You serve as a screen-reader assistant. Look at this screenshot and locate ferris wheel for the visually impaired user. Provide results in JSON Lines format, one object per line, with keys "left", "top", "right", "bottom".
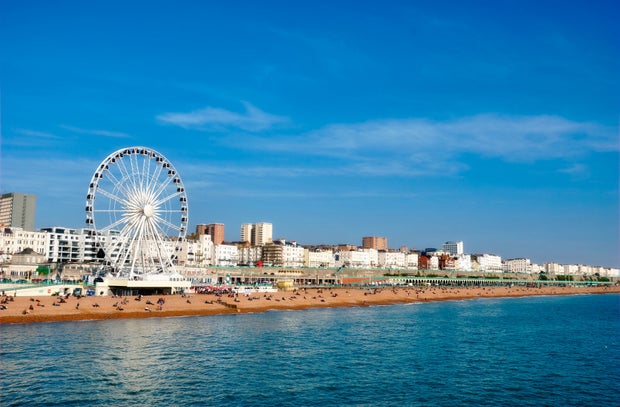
{"left": 85, "top": 146, "right": 188, "bottom": 279}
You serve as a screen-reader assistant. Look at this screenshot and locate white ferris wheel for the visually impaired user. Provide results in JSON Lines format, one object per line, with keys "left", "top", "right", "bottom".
{"left": 85, "top": 146, "right": 188, "bottom": 279}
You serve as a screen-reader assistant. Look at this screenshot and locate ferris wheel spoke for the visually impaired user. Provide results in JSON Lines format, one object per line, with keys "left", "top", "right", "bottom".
{"left": 136, "top": 158, "right": 147, "bottom": 192}
{"left": 115, "top": 156, "right": 131, "bottom": 182}
{"left": 154, "top": 191, "right": 182, "bottom": 207}
{"left": 144, "top": 220, "right": 164, "bottom": 267}
{"left": 97, "top": 187, "right": 131, "bottom": 206}
{"left": 98, "top": 216, "right": 129, "bottom": 233}
{"left": 150, "top": 220, "right": 174, "bottom": 267}
{"left": 129, "top": 219, "right": 147, "bottom": 275}
{"left": 151, "top": 174, "right": 175, "bottom": 202}
{"left": 142, "top": 153, "right": 155, "bottom": 192}
{"left": 112, "top": 240, "right": 130, "bottom": 265}
{"left": 152, "top": 215, "right": 181, "bottom": 233}
{"left": 102, "top": 169, "right": 133, "bottom": 198}
{"left": 117, "top": 156, "right": 139, "bottom": 193}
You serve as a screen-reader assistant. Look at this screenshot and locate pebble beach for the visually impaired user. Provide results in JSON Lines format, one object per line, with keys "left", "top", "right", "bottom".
{"left": 1, "top": 284, "right": 618, "bottom": 324}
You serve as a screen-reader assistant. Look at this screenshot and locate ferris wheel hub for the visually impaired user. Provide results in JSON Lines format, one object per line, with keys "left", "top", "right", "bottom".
{"left": 143, "top": 204, "right": 155, "bottom": 218}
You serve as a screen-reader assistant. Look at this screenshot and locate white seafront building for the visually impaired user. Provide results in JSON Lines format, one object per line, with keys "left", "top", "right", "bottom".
{"left": 456, "top": 254, "right": 472, "bottom": 271}
{"left": 406, "top": 253, "right": 419, "bottom": 269}
{"left": 238, "top": 246, "right": 263, "bottom": 266}
{"left": 305, "top": 249, "right": 336, "bottom": 268}
{"left": 377, "top": 251, "right": 406, "bottom": 268}
{"left": 214, "top": 244, "right": 239, "bottom": 266}
{"left": 443, "top": 241, "right": 464, "bottom": 256}
{"left": 0, "top": 227, "right": 47, "bottom": 263}
{"left": 0, "top": 223, "right": 618, "bottom": 281}
{"left": 336, "top": 248, "right": 378, "bottom": 269}
{"left": 474, "top": 254, "right": 503, "bottom": 273}
{"left": 503, "top": 258, "right": 532, "bottom": 274}
{"left": 282, "top": 243, "right": 305, "bottom": 267}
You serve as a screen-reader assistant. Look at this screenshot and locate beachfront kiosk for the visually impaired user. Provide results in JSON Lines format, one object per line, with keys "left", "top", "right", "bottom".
{"left": 95, "top": 273, "right": 191, "bottom": 296}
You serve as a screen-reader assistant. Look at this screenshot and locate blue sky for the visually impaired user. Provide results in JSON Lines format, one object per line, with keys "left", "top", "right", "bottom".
{"left": 1, "top": 0, "right": 618, "bottom": 267}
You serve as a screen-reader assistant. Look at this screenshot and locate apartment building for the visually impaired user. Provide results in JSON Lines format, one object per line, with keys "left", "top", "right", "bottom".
{"left": 0, "top": 227, "right": 48, "bottom": 263}
{"left": 240, "top": 222, "right": 273, "bottom": 246}
{"left": 0, "top": 192, "right": 36, "bottom": 231}
{"left": 442, "top": 241, "right": 464, "bottom": 256}
{"left": 362, "top": 236, "right": 388, "bottom": 251}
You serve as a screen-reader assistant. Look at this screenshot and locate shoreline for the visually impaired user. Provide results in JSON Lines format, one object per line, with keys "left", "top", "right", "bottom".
{"left": 1, "top": 285, "right": 618, "bottom": 324}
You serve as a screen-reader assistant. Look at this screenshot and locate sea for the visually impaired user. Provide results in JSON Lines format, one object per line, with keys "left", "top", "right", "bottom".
{"left": 1, "top": 293, "right": 619, "bottom": 406}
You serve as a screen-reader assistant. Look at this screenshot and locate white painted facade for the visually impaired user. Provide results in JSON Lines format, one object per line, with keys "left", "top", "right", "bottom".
{"left": 563, "top": 264, "right": 579, "bottom": 276}
{"left": 475, "top": 254, "right": 503, "bottom": 272}
{"left": 406, "top": 253, "right": 419, "bottom": 269}
{"left": 455, "top": 254, "right": 472, "bottom": 271}
{"left": 305, "top": 250, "right": 335, "bottom": 268}
{"left": 504, "top": 258, "right": 532, "bottom": 274}
{"left": 377, "top": 251, "right": 406, "bottom": 268}
{"left": 544, "top": 262, "right": 563, "bottom": 275}
{"left": 214, "top": 244, "right": 239, "bottom": 266}
{"left": 282, "top": 245, "right": 305, "bottom": 267}
{"left": 238, "top": 246, "right": 262, "bottom": 266}
{"left": 429, "top": 255, "right": 439, "bottom": 270}
{"left": 0, "top": 227, "right": 47, "bottom": 263}
{"left": 337, "top": 249, "right": 376, "bottom": 268}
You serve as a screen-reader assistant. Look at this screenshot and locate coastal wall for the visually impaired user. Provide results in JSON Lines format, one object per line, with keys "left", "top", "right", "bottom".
{"left": 0, "top": 283, "right": 77, "bottom": 297}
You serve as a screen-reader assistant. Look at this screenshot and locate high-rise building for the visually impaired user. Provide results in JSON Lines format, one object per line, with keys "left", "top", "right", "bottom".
{"left": 362, "top": 236, "right": 388, "bottom": 251}
{"left": 0, "top": 193, "right": 36, "bottom": 231}
{"left": 254, "top": 222, "right": 272, "bottom": 246}
{"left": 240, "top": 222, "right": 273, "bottom": 246}
{"left": 443, "top": 241, "right": 464, "bottom": 256}
{"left": 205, "top": 223, "right": 225, "bottom": 245}
{"left": 240, "top": 223, "right": 253, "bottom": 243}
{"left": 195, "top": 224, "right": 208, "bottom": 235}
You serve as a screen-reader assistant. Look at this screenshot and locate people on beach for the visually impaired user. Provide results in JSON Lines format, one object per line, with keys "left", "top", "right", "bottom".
{"left": 0, "top": 285, "right": 618, "bottom": 324}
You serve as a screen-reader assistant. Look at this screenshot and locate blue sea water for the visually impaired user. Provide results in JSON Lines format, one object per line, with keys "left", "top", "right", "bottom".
{"left": 1, "top": 294, "right": 619, "bottom": 406}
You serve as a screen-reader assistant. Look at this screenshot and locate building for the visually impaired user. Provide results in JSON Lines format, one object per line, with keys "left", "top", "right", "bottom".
{"left": 261, "top": 242, "right": 283, "bottom": 266}
{"left": 474, "top": 254, "right": 503, "bottom": 272}
{"left": 238, "top": 245, "right": 263, "bottom": 266}
{"left": 336, "top": 248, "right": 377, "bottom": 269}
{"left": 240, "top": 223, "right": 253, "bottom": 244}
{"left": 254, "top": 222, "right": 272, "bottom": 246}
{"left": 504, "top": 258, "right": 532, "bottom": 274}
{"left": 0, "top": 227, "right": 48, "bottom": 263}
{"left": 195, "top": 224, "right": 208, "bottom": 235}
{"left": 240, "top": 222, "right": 273, "bottom": 246}
{"left": 0, "top": 192, "right": 36, "bottom": 231}
{"left": 282, "top": 243, "right": 305, "bottom": 267}
{"left": 377, "top": 251, "right": 406, "bottom": 268}
{"left": 455, "top": 254, "right": 472, "bottom": 271}
{"left": 205, "top": 223, "right": 225, "bottom": 245}
{"left": 305, "top": 249, "right": 335, "bottom": 268}
{"left": 442, "top": 241, "right": 464, "bottom": 256}
{"left": 406, "top": 253, "right": 419, "bottom": 269}
{"left": 40, "top": 227, "right": 110, "bottom": 265}
{"left": 214, "top": 244, "right": 238, "bottom": 266}
{"left": 362, "top": 236, "right": 388, "bottom": 251}
{"left": 544, "top": 262, "right": 563, "bottom": 275}
{"left": 4, "top": 248, "right": 47, "bottom": 280}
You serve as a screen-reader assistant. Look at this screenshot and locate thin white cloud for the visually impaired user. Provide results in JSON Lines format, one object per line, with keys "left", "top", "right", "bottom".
{"left": 222, "top": 114, "right": 617, "bottom": 175}
{"left": 558, "top": 163, "right": 589, "bottom": 176}
{"left": 60, "top": 125, "right": 129, "bottom": 138}
{"left": 303, "top": 114, "right": 617, "bottom": 159}
{"left": 15, "top": 128, "right": 60, "bottom": 139}
{"left": 156, "top": 102, "right": 287, "bottom": 132}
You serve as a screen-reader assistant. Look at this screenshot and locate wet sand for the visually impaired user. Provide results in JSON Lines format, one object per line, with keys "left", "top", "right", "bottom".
{"left": 1, "top": 285, "right": 618, "bottom": 324}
